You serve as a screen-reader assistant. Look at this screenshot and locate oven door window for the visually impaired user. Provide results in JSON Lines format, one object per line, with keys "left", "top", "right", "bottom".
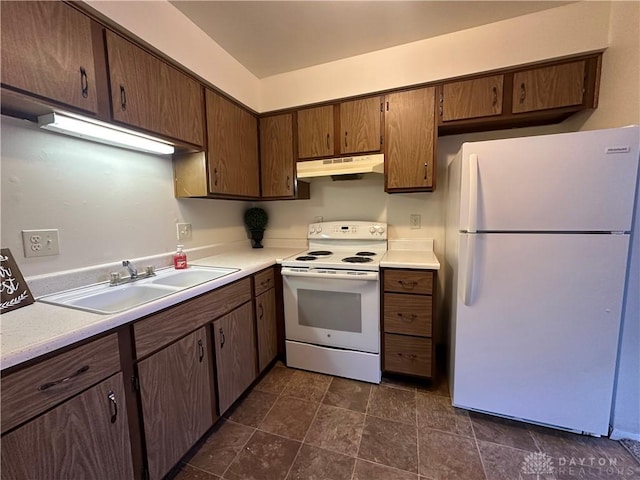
{"left": 298, "top": 289, "right": 361, "bottom": 333}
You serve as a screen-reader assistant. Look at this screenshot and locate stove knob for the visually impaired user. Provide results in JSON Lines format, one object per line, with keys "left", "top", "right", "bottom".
{"left": 377, "top": 225, "right": 385, "bottom": 234}
{"left": 317, "top": 226, "right": 322, "bottom": 233}
{"left": 369, "top": 226, "right": 376, "bottom": 234}
{"left": 310, "top": 226, "right": 316, "bottom": 234}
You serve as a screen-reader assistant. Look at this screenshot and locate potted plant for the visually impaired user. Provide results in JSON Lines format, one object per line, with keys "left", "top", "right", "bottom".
{"left": 244, "top": 207, "right": 268, "bottom": 248}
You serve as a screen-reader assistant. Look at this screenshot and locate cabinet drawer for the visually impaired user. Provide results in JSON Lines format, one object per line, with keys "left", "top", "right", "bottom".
{"left": 254, "top": 268, "right": 275, "bottom": 296}
{"left": 384, "top": 270, "right": 433, "bottom": 295}
{"left": 135, "top": 278, "right": 251, "bottom": 358}
{"left": 384, "top": 334, "right": 432, "bottom": 377}
{"left": 384, "top": 293, "right": 432, "bottom": 337}
{"left": 1, "top": 333, "right": 120, "bottom": 433}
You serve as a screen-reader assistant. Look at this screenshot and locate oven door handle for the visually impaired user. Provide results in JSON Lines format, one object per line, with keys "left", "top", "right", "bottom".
{"left": 281, "top": 268, "right": 378, "bottom": 281}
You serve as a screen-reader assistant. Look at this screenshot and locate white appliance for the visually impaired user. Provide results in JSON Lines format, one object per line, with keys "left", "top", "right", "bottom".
{"left": 445, "top": 126, "right": 640, "bottom": 436}
{"left": 281, "top": 221, "right": 387, "bottom": 383}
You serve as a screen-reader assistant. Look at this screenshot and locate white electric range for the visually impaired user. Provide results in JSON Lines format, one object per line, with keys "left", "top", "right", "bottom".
{"left": 281, "top": 221, "right": 387, "bottom": 383}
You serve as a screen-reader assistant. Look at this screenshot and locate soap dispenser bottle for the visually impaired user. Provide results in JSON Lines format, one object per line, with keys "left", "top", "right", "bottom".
{"left": 173, "top": 245, "right": 187, "bottom": 269}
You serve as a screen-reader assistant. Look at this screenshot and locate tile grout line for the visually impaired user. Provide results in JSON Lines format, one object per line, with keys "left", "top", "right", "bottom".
{"left": 469, "top": 413, "right": 490, "bottom": 480}
{"left": 282, "top": 372, "right": 332, "bottom": 480}
{"left": 221, "top": 365, "right": 295, "bottom": 479}
{"left": 416, "top": 388, "right": 421, "bottom": 478}
{"left": 351, "top": 381, "right": 375, "bottom": 480}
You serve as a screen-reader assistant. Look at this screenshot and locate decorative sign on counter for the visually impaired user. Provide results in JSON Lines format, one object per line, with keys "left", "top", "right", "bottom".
{"left": 1, "top": 248, "right": 35, "bottom": 313}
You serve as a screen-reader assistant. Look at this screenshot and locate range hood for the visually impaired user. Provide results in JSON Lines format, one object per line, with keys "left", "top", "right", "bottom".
{"left": 297, "top": 154, "right": 384, "bottom": 180}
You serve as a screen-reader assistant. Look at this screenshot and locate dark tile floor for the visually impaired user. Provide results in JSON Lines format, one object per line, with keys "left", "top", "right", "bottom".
{"left": 174, "top": 364, "right": 640, "bottom": 480}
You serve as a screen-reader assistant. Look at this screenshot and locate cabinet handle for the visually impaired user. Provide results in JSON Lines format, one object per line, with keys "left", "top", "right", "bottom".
{"left": 398, "top": 353, "right": 417, "bottom": 360}
{"left": 492, "top": 86, "right": 498, "bottom": 106}
{"left": 286, "top": 175, "right": 291, "bottom": 191}
{"left": 219, "top": 328, "right": 225, "bottom": 348}
{"left": 397, "top": 313, "right": 417, "bottom": 322}
{"left": 38, "top": 365, "right": 90, "bottom": 391}
{"left": 213, "top": 168, "right": 219, "bottom": 186}
{"left": 398, "top": 280, "right": 417, "bottom": 290}
{"left": 423, "top": 163, "right": 428, "bottom": 181}
{"left": 259, "top": 303, "right": 264, "bottom": 319}
{"left": 107, "top": 390, "right": 118, "bottom": 424}
{"left": 519, "top": 83, "right": 526, "bottom": 103}
{"left": 344, "top": 131, "right": 348, "bottom": 148}
{"left": 80, "top": 67, "right": 89, "bottom": 99}
{"left": 261, "top": 279, "right": 271, "bottom": 287}
{"left": 120, "top": 84, "right": 127, "bottom": 111}
{"left": 326, "top": 133, "right": 330, "bottom": 151}
{"left": 198, "top": 339, "right": 204, "bottom": 362}
{"left": 439, "top": 93, "right": 443, "bottom": 117}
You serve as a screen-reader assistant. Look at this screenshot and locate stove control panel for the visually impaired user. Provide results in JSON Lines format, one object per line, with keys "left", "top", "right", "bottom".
{"left": 307, "top": 221, "right": 387, "bottom": 239}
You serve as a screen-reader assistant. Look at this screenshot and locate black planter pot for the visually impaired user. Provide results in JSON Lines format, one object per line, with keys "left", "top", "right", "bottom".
{"left": 250, "top": 229, "right": 265, "bottom": 248}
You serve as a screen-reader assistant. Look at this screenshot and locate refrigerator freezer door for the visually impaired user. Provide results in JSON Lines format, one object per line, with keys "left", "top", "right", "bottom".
{"left": 452, "top": 232, "right": 630, "bottom": 435}
{"left": 458, "top": 127, "right": 639, "bottom": 233}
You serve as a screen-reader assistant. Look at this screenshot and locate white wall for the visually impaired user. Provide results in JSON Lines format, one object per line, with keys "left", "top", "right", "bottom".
{"left": 0, "top": 115, "right": 249, "bottom": 278}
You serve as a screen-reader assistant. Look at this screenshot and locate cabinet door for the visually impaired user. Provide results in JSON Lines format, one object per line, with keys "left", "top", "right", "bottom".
{"left": 512, "top": 61, "right": 585, "bottom": 114}
{"left": 297, "top": 105, "right": 334, "bottom": 159}
{"left": 206, "top": 89, "right": 260, "bottom": 197}
{"left": 260, "top": 113, "right": 295, "bottom": 198}
{"left": 105, "top": 31, "right": 204, "bottom": 146}
{"left": 213, "top": 303, "right": 257, "bottom": 413}
{"left": 441, "top": 75, "right": 504, "bottom": 121}
{"left": 340, "top": 96, "right": 382, "bottom": 155}
{"left": 256, "top": 288, "right": 277, "bottom": 372}
{"left": 1, "top": 1, "right": 98, "bottom": 114}
{"left": 385, "top": 87, "right": 436, "bottom": 191}
{"left": 138, "top": 327, "right": 213, "bottom": 480}
{"left": 1, "top": 373, "right": 134, "bottom": 480}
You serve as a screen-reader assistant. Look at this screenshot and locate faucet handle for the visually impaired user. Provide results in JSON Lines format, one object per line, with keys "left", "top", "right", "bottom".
{"left": 145, "top": 265, "right": 155, "bottom": 276}
{"left": 109, "top": 272, "right": 121, "bottom": 286}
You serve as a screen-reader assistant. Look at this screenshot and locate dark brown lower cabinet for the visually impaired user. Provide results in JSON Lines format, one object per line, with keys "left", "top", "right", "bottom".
{"left": 1, "top": 373, "right": 134, "bottom": 480}
{"left": 137, "top": 327, "right": 213, "bottom": 480}
{"left": 256, "top": 287, "right": 278, "bottom": 372}
{"left": 213, "top": 302, "right": 257, "bottom": 413}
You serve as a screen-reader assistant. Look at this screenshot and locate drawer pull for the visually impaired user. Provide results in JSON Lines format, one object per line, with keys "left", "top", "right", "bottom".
{"left": 107, "top": 390, "right": 118, "bottom": 423}
{"left": 398, "top": 280, "right": 418, "bottom": 289}
{"left": 397, "top": 353, "right": 417, "bottom": 360}
{"left": 397, "top": 313, "right": 417, "bottom": 322}
{"left": 38, "top": 365, "right": 90, "bottom": 391}
{"left": 261, "top": 279, "right": 271, "bottom": 287}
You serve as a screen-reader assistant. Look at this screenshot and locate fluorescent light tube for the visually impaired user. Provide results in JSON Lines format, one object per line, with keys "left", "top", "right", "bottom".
{"left": 38, "top": 113, "right": 175, "bottom": 155}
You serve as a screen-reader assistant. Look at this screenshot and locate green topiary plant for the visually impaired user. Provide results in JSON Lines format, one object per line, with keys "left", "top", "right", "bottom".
{"left": 244, "top": 207, "right": 268, "bottom": 248}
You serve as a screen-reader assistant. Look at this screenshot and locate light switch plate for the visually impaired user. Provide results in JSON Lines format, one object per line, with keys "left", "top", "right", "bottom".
{"left": 410, "top": 214, "right": 421, "bottom": 229}
{"left": 22, "top": 229, "right": 60, "bottom": 257}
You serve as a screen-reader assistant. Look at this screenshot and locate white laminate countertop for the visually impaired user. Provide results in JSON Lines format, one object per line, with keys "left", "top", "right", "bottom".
{"left": 380, "top": 239, "right": 441, "bottom": 270}
{"left": 0, "top": 246, "right": 304, "bottom": 371}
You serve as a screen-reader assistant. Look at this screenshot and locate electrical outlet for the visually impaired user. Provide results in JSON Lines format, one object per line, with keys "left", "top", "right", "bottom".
{"left": 410, "top": 214, "right": 421, "bottom": 229}
{"left": 176, "top": 223, "right": 192, "bottom": 241}
{"left": 22, "top": 229, "right": 60, "bottom": 257}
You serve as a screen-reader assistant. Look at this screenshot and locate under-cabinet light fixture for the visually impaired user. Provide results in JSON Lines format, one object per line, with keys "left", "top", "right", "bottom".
{"left": 38, "top": 112, "right": 175, "bottom": 155}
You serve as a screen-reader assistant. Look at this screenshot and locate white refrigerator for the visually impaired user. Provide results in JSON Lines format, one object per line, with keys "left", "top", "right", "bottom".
{"left": 445, "top": 126, "right": 639, "bottom": 436}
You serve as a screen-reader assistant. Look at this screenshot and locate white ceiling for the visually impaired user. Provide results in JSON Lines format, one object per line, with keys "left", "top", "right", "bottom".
{"left": 170, "top": 1, "right": 574, "bottom": 79}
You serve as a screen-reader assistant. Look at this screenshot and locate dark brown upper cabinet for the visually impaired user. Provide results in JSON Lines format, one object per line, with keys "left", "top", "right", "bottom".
{"left": 105, "top": 31, "right": 204, "bottom": 147}
{"left": 512, "top": 60, "right": 586, "bottom": 113}
{"left": 1, "top": 1, "right": 99, "bottom": 115}
{"left": 440, "top": 75, "right": 504, "bottom": 122}
{"left": 206, "top": 89, "right": 260, "bottom": 198}
{"left": 297, "top": 96, "right": 383, "bottom": 160}
{"left": 385, "top": 87, "right": 437, "bottom": 192}
{"left": 260, "top": 113, "right": 296, "bottom": 198}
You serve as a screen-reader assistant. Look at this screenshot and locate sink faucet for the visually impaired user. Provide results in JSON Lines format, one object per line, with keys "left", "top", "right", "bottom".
{"left": 122, "top": 260, "right": 138, "bottom": 279}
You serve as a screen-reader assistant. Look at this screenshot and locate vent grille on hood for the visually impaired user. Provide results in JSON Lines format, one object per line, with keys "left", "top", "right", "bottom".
{"left": 297, "top": 154, "right": 384, "bottom": 179}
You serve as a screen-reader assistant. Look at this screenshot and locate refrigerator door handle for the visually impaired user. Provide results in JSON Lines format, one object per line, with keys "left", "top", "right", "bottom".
{"left": 467, "top": 154, "right": 479, "bottom": 233}
{"left": 462, "top": 235, "right": 476, "bottom": 306}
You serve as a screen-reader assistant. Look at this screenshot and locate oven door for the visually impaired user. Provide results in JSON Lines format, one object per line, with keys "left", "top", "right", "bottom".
{"left": 282, "top": 268, "right": 380, "bottom": 353}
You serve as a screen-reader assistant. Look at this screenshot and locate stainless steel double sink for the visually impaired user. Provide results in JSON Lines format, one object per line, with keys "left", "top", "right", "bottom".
{"left": 38, "top": 266, "right": 239, "bottom": 315}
